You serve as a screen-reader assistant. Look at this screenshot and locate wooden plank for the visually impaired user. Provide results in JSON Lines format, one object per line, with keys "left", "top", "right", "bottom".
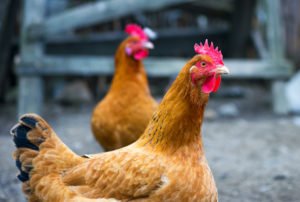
{"left": 271, "top": 80, "right": 289, "bottom": 115}
{"left": 18, "top": 76, "right": 44, "bottom": 117}
{"left": 264, "top": 0, "right": 291, "bottom": 114}
{"left": 18, "top": 0, "right": 45, "bottom": 116}
{"left": 45, "top": 26, "right": 228, "bottom": 57}
{"left": 29, "top": 0, "right": 194, "bottom": 39}
{"left": 251, "top": 29, "right": 269, "bottom": 59}
{"left": 16, "top": 56, "right": 293, "bottom": 79}
{"left": 265, "top": 0, "right": 285, "bottom": 60}
{"left": 192, "top": 0, "right": 233, "bottom": 12}
{"left": 20, "top": 0, "right": 45, "bottom": 62}
{"left": 46, "top": 26, "right": 228, "bottom": 43}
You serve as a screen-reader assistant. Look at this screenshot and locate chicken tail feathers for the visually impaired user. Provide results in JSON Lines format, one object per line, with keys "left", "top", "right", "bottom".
{"left": 11, "top": 114, "right": 46, "bottom": 183}
{"left": 11, "top": 114, "right": 83, "bottom": 189}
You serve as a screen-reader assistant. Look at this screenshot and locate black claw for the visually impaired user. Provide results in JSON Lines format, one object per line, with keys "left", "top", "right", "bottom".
{"left": 20, "top": 116, "right": 37, "bottom": 128}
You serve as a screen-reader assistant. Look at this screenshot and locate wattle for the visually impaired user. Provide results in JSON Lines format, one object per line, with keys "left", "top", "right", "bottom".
{"left": 134, "top": 49, "right": 149, "bottom": 60}
{"left": 201, "top": 74, "right": 221, "bottom": 93}
{"left": 212, "top": 75, "right": 221, "bottom": 92}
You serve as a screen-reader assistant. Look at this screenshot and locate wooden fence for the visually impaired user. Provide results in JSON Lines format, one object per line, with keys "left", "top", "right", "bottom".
{"left": 17, "top": 0, "right": 293, "bottom": 115}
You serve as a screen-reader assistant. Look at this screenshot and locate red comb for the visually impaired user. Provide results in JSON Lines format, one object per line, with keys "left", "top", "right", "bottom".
{"left": 194, "top": 39, "right": 224, "bottom": 65}
{"left": 125, "top": 24, "right": 148, "bottom": 41}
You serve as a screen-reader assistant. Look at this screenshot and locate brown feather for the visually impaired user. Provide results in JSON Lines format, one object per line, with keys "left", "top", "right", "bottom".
{"left": 91, "top": 36, "right": 157, "bottom": 151}
{"left": 62, "top": 54, "right": 217, "bottom": 201}
{"left": 13, "top": 54, "right": 219, "bottom": 201}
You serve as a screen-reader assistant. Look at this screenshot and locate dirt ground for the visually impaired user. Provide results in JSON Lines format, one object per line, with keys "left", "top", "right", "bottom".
{"left": 0, "top": 103, "right": 299, "bottom": 202}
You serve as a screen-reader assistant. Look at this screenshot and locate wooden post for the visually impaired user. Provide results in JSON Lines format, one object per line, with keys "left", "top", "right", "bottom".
{"left": 18, "top": 76, "right": 44, "bottom": 116}
{"left": 46, "top": 0, "right": 69, "bottom": 101}
{"left": 18, "top": 0, "right": 45, "bottom": 116}
{"left": 272, "top": 81, "right": 289, "bottom": 114}
{"left": 265, "top": 0, "right": 289, "bottom": 114}
{"left": 265, "top": 0, "right": 284, "bottom": 61}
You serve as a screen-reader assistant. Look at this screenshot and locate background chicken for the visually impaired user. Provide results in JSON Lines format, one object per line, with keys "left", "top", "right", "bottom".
{"left": 12, "top": 40, "right": 229, "bottom": 201}
{"left": 91, "top": 24, "right": 158, "bottom": 151}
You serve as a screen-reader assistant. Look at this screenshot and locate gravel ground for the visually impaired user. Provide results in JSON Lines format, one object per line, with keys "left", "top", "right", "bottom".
{"left": 0, "top": 103, "right": 299, "bottom": 202}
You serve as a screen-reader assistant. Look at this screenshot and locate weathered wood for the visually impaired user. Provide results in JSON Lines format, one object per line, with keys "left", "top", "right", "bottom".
{"left": 21, "top": 0, "right": 45, "bottom": 62}
{"left": 281, "top": 0, "right": 300, "bottom": 61}
{"left": 251, "top": 29, "right": 269, "bottom": 59}
{"left": 265, "top": 0, "right": 285, "bottom": 60}
{"left": 18, "top": 76, "right": 44, "bottom": 117}
{"left": 29, "top": 0, "right": 195, "bottom": 39}
{"left": 263, "top": 0, "right": 292, "bottom": 115}
{"left": 16, "top": 56, "right": 293, "bottom": 79}
{"left": 46, "top": 26, "right": 228, "bottom": 43}
{"left": 16, "top": 0, "right": 293, "bottom": 118}
{"left": 192, "top": 0, "right": 233, "bottom": 12}
{"left": 271, "top": 80, "right": 289, "bottom": 115}
{"left": 265, "top": 0, "right": 290, "bottom": 115}
{"left": 45, "top": 26, "right": 228, "bottom": 57}
{"left": 18, "top": 0, "right": 45, "bottom": 115}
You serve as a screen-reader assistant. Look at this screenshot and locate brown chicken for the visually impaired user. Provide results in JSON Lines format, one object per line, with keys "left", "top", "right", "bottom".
{"left": 11, "top": 40, "right": 229, "bottom": 202}
{"left": 91, "top": 24, "right": 157, "bottom": 151}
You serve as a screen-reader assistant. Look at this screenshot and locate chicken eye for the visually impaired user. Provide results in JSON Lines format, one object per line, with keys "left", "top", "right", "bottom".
{"left": 200, "top": 62, "right": 206, "bottom": 67}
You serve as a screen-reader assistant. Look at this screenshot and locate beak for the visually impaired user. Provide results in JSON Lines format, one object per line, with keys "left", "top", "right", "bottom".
{"left": 215, "top": 65, "right": 230, "bottom": 75}
{"left": 142, "top": 41, "right": 154, "bottom": 49}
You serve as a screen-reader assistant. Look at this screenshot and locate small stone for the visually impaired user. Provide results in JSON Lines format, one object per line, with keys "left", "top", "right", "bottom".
{"left": 231, "top": 190, "right": 239, "bottom": 196}
{"left": 273, "top": 174, "right": 287, "bottom": 181}
{"left": 219, "top": 173, "right": 229, "bottom": 180}
{"left": 218, "top": 103, "right": 239, "bottom": 117}
{"left": 204, "top": 109, "right": 218, "bottom": 120}
{"left": 278, "top": 146, "right": 289, "bottom": 154}
{"left": 259, "top": 185, "right": 271, "bottom": 193}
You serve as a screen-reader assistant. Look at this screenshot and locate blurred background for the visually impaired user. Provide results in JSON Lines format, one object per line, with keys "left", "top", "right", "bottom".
{"left": 0, "top": 0, "right": 300, "bottom": 201}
